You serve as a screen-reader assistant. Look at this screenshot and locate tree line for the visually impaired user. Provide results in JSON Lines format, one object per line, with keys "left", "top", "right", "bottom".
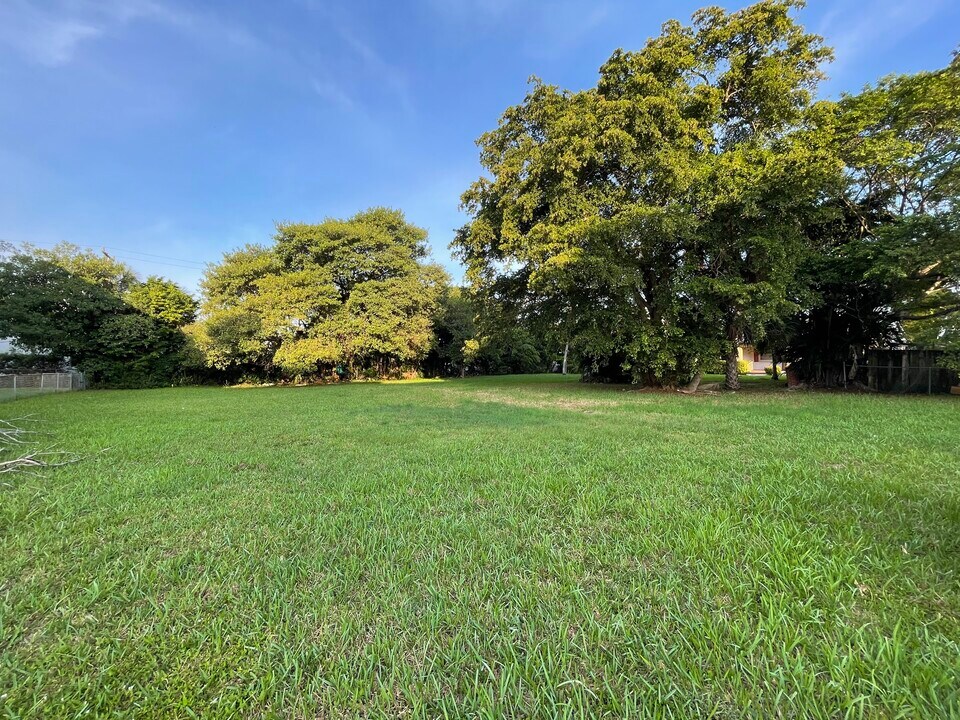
{"left": 1, "top": 0, "right": 957, "bottom": 388}
{"left": 455, "top": 0, "right": 959, "bottom": 390}
{"left": 0, "top": 218, "right": 545, "bottom": 386}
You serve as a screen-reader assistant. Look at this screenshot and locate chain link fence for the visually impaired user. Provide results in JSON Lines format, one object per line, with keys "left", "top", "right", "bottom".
{"left": 845, "top": 350, "right": 957, "bottom": 394}
{"left": 0, "top": 372, "right": 86, "bottom": 401}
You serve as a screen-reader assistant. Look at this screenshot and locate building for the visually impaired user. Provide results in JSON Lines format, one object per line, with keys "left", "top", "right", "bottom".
{"left": 738, "top": 344, "right": 776, "bottom": 374}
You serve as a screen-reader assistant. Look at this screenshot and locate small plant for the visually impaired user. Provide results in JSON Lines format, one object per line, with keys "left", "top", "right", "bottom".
{"left": 737, "top": 359, "right": 752, "bottom": 375}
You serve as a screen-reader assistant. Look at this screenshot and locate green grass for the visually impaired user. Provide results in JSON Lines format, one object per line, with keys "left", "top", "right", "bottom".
{"left": 1, "top": 375, "right": 959, "bottom": 718}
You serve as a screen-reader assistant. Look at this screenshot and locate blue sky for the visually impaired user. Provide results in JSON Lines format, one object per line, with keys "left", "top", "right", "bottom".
{"left": 1, "top": 0, "right": 957, "bottom": 294}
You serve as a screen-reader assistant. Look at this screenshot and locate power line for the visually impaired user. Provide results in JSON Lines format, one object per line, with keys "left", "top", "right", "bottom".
{"left": 2, "top": 238, "right": 210, "bottom": 271}
{"left": 100, "top": 245, "right": 209, "bottom": 268}
{"left": 112, "top": 256, "right": 207, "bottom": 271}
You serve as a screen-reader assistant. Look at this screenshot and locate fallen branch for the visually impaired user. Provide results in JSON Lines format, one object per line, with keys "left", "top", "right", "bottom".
{"left": 0, "top": 415, "right": 40, "bottom": 444}
{"left": 0, "top": 416, "right": 93, "bottom": 481}
{"left": 0, "top": 450, "right": 82, "bottom": 475}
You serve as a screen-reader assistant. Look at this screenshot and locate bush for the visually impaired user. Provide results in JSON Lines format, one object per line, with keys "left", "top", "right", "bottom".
{"left": 0, "top": 352, "right": 62, "bottom": 372}
{"left": 737, "top": 359, "right": 752, "bottom": 375}
{"left": 763, "top": 365, "right": 787, "bottom": 376}
{"left": 939, "top": 351, "right": 960, "bottom": 376}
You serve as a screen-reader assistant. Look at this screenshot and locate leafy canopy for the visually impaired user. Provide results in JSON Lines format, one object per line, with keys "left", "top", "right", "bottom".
{"left": 195, "top": 208, "right": 447, "bottom": 378}
{"left": 455, "top": 0, "right": 835, "bottom": 386}
{"left": 0, "top": 247, "right": 194, "bottom": 386}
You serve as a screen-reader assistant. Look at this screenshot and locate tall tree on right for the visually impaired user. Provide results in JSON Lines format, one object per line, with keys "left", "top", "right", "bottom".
{"left": 671, "top": 1, "right": 837, "bottom": 389}
{"left": 786, "top": 55, "right": 960, "bottom": 384}
{"left": 455, "top": 0, "right": 837, "bottom": 388}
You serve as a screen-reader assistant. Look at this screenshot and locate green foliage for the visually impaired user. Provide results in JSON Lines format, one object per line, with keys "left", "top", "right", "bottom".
{"left": 737, "top": 359, "right": 752, "bottom": 375}
{"left": 0, "top": 248, "right": 191, "bottom": 387}
{"left": 86, "top": 313, "right": 187, "bottom": 387}
{"left": 0, "top": 253, "right": 120, "bottom": 362}
{"left": 28, "top": 242, "right": 138, "bottom": 295}
{"left": 195, "top": 208, "right": 446, "bottom": 380}
{"left": 423, "top": 286, "right": 477, "bottom": 376}
{"left": 126, "top": 276, "right": 198, "bottom": 326}
{"left": 471, "top": 325, "right": 546, "bottom": 376}
{"left": 455, "top": 0, "right": 836, "bottom": 386}
{"left": 0, "top": 351, "right": 60, "bottom": 372}
{"left": 787, "top": 58, "right": 960, "bottom": 383}
{"left": 939, "top": 350, "right": 960, "bottom": 375}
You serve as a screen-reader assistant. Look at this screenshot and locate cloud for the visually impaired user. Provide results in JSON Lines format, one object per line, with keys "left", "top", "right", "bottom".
{"left": 524, "top": 3, "right": 611, "bottom": 58}
{"left": 423, "top": 0, "right": 518, "bottom": 23}
{"left": 336, "top": 27, "right": 415, "bottom": 117}
{"left": 311, "top": 77, "right": 356, "bottom": 112}
{"left": 818, "top": 0, "right": 948, "bottom": 76}
{"left": 0, "top": 0, "right": 257, "bottom": 67}
{"left": 33, "top": 20, "right": 102, "bottom": 66}
{"left": 0, "top": 2, "right": 104, "bottom": 66}
{"left": 422, "top": 0, "right": 611, "bottom": 59}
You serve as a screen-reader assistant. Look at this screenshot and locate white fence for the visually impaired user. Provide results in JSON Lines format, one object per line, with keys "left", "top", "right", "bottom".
{"left": 0, "top": 372, "right": 86, "bottom": 401}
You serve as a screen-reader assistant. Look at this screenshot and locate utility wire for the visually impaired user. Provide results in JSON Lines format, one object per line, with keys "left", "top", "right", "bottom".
{"left": 1, "top": 238, "right": 209, "bottom": 270}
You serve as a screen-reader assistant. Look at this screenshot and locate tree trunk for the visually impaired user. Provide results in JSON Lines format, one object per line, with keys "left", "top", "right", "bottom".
{"left": 683, "top": 371, "right": 703, "bottom": 394}
{"left": 561, "top": 343, "right": 569, "bottom": 375}
{"left": 724, "top": 346, "right": 741, "bottom": 391}
{"left": 771, "top": 351, "right": 779, "bottom": 381}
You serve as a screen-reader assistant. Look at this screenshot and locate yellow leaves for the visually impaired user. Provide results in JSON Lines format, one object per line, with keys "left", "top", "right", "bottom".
{"left": 274, "top": 337, "right": 340, "bottom": 376}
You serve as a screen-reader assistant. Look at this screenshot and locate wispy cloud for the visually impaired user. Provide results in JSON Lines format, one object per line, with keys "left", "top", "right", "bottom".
{"left": 818, "top": 0, "right": 948, "bottom": 78}
{"left": 311, "top": 77, "right": 356, "bottom": 112}
{"left": 0, "top": 0, "right": 406, "bottom": 143}
{"left": 336, "top": 27, "right": 415, "bottom": 117}
{"left": 293, "top": 0, "right": 416, "bottom": 117}
{"left": 0, "top": 1, "right": 104, "bottom": 66}
{"left": 0, "top": 0, "right": 257, "bottom": 67}
{"left": 423, "top": 0, "right": 611, "bottom": 59}
{"left": 424, "top": 0, "right": 519, "bottom": 23}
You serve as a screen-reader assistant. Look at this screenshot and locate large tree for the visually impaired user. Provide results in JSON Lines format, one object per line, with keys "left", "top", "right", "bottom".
{"left": 786, "top": 56, "right": 960, "bottom": 384}
{"left": 0, "top": 246, "right": 195, "bottom": 386}
{"left": 455, "top": 0, "right": 836, "bottom": 388}
{"left": 194, "top": 208, "right": 446, "bottom": 380}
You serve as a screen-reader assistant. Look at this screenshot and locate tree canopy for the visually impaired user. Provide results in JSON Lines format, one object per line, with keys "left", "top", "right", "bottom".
{"left": 785, "top": 56, "right": 960, "bottom": 383}
{"left": 455, "top": 1, "right": 958, "bottom": 388}
{"left": 456, "top": 0, "right": 840, "bottom": 387}
{"left": 2, "top": 2, "right": 957, "bottom": 391}
{"left": 0, "top": 246, "right": 196, "bottom": 386}
{"left": 192, "top": 208, "right": 447, "bottom": 380}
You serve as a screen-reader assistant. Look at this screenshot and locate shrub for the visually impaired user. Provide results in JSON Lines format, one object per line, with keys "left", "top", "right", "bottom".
{"left": 939, "top": 351, "right": 960, "bottom": 376}
{"left": 737, "top": 359, "right": 752, "bottom": 375}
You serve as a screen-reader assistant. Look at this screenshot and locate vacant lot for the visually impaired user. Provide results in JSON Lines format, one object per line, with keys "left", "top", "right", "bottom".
{"left": 1, "top": 376, "right": 958, "bottom": 718}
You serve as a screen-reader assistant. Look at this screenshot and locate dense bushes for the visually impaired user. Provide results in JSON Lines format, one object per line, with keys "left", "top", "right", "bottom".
{"left": 0, "top": 245, "right": 196, "bottom": 387}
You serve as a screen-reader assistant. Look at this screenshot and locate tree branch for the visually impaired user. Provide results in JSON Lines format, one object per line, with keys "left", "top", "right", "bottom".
{"left": 897, "top": 304, "right": 960, "bottom": 322}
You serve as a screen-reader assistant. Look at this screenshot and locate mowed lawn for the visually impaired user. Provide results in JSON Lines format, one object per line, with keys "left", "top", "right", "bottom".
{"left": 1, "top": 376, "right": 959, "bottom": 718}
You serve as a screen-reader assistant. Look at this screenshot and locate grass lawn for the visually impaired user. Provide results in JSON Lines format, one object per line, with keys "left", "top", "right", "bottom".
{"left": 1, "top": 375, "right": 959, "bottom": 718}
